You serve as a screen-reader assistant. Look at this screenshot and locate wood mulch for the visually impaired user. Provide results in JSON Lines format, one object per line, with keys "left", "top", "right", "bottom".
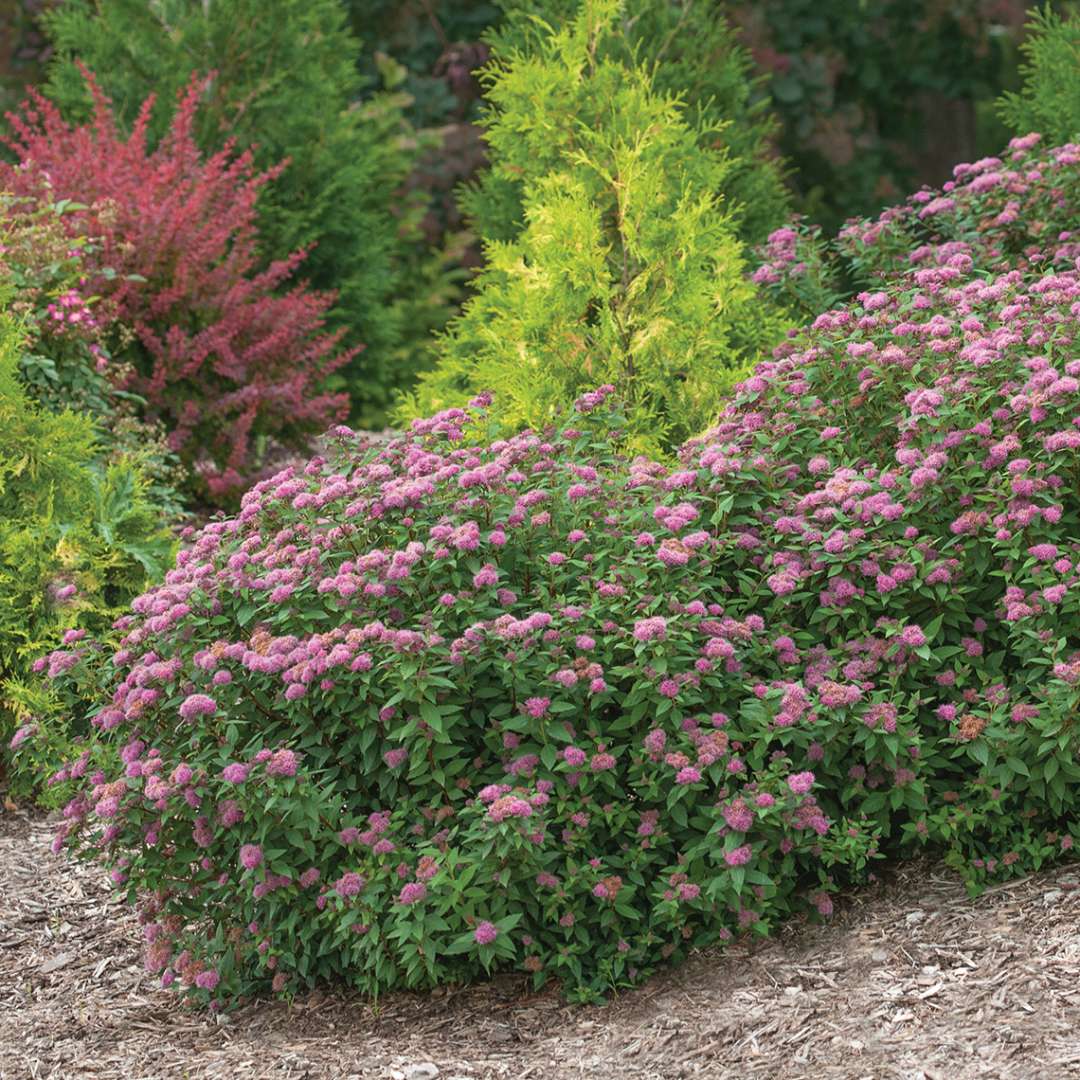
{"left": 2, "top": 807, "right": 1079, "bottom": 1080}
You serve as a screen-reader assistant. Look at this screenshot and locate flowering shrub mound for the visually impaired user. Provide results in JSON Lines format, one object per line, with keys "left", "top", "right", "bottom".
{"left": 754, "top": 135, "right": 1080, "bottom": 325}
{"left": 31, "top": 163, "right": 1080, "bottom": 1003}
{"left": 1, "top": 71, "right": 354, "bottom": 501}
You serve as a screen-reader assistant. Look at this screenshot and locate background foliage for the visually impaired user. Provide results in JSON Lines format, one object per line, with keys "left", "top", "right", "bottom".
{"left": 0, "top": 309, "right": 174, "bottom": 797}
{"left": 400, "top": 0, "right": 784, "bottom": 452}
{"left": 997, "top": 3, "right": 1080, "bottom": 144}
{"left": 728, "top": 0, "right": 1031, "bottom": 231}
{"left": 41, "top": 0, "right": 423, "bottom": 422}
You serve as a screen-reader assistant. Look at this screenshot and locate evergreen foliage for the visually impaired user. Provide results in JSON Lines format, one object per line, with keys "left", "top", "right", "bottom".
{"left": 997, "top": 4, "right": 1080, "bottom": 144}
{"left": 398, "top": 0, "right": 784, "bottom": 455}
{"left": 0, "top": 194, "right": 187, "bottom": 519}
{"left": 0, "top": 311, "right": 174, "bottom": 796}
{"left": 40, "top": 0, "right": 417, "bottom": 421}
{"left": 462, "top": 0, "right": 789, "bottom": 249}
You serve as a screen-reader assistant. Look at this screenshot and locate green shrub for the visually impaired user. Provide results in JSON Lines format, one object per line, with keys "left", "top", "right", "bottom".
{"left": 0, "top": 310, "right": 174, "bottom": 797}
{"left": 463, "top": 0, "right": 789, "bottom": 249}
{"left": 41, "top": 0, "right": 420, "bottom": 423}
{"left": 998, "top": 4, "right": 1080, "bottom": 145}
{"left": 0, "top": 195, "right": 186, "bottom": 517}
{"left": 397, "top": 0, "right": 785, "bottom": 455}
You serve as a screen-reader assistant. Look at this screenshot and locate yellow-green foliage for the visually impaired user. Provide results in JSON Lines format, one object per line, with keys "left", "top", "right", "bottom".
{"left": 466, "top": 0, "right": 790, "bottom": 248}
{"left": 397, "top": 0, "right": 784, "bottom": 454}
{"left": 998, "top": 5, "right": 1080, "bottom": 145}
{"left": 0, "top": 312, "right": 174, "bottom": 797}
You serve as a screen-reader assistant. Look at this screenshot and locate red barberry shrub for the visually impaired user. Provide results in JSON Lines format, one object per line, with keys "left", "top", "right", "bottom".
{"left": 24, "top": 143, "right": 1080, "bottom": 1009}
{"left": 1, "top": 70, "right": 354, "bottom": 501}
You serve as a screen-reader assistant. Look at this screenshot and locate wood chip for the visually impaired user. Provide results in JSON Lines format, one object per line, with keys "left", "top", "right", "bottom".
{"left": 3, "top": 810, "right": 1080, "bottom": 1078}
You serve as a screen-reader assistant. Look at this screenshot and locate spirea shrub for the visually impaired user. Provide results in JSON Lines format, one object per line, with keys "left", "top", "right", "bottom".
{"left": 753, "top": 135, "right": 1080, "bottom": 325}
{"left": 34, "top": 207, "right": 1080, "bottom": 1004}
{"left": 1, "top": 72, "right": 354, "bottom": 502}
{"left": 398, "top": 0, "right": 784, "bottom": 454}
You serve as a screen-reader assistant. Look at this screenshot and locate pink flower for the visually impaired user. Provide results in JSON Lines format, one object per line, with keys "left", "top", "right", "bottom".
{"left": 335, "top": 872, "right": 366, "bottom": 897}
{"left": 474, "top": 921, "right": 498, "bottom": 945}
{"left": 239, "top": 844, "right": 263, "bottom": 870}
{"left": 265, "top": 749, "right": 299, "bottom": 777}
{"left": 397, "top": 882, "right": 427, "bottom": 905}
{"left": 787, "top": 771, "right": 815, "bottom": 796}
{"left": 675, "top": 766, "right": 701, "bottom": 785}
{"left": 221, "top": 763, "right": 249, "bottom": 784}
{"left": 1028, "top": 543, "right": 1059, "bottom": 561}
{"left": 724, "top": 845, "right": 752, "bottom": 867}
{"left": 632, "top": 617, "right": 667, "bottom": 642}
{"left": 488, "top": 795, "right": 533, "bottom": 822}
{"left": 563, "top": 746, "right": 587, "bottom": 767}
{"left": 592, "top": 875, "right": 622, "bottom": 901}
{"left": 473, "top": 564, "right": 498, "bottom": 587}
{"left": 8, "top": 724, "right": 36, "bottom": 749}
{"left": 194, "top": 969, "right": 220, "bottom": 991}
{"left": 643, "top": 729, "right": 666, "bottom": 754}
{"left": 179, "top": 693, "right": 216, "bottom": 721}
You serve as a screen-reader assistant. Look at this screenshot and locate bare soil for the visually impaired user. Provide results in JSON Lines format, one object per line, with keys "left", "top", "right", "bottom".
{"left": 2, "top": 807, "right": 1079, "bottom": 1080}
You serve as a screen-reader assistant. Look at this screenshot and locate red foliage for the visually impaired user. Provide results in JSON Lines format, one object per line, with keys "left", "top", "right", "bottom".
{"left": 1, "top": 69, "right": 355, "bottom": 500}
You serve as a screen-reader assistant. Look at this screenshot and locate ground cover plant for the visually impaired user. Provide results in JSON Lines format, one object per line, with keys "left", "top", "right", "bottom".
{"left": 399, "top": 0, "right": 785, "bottom": 455}
{"left": 1, "top": 72, "right": 355, "bottom": 503}
{"left": 26, "top": 131, "right": 1080, "bottom": 1004}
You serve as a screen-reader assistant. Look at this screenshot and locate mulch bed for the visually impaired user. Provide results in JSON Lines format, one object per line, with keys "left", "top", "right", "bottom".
{"left": 2, "top": 807, "right": 1079, "bottom": 1080}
